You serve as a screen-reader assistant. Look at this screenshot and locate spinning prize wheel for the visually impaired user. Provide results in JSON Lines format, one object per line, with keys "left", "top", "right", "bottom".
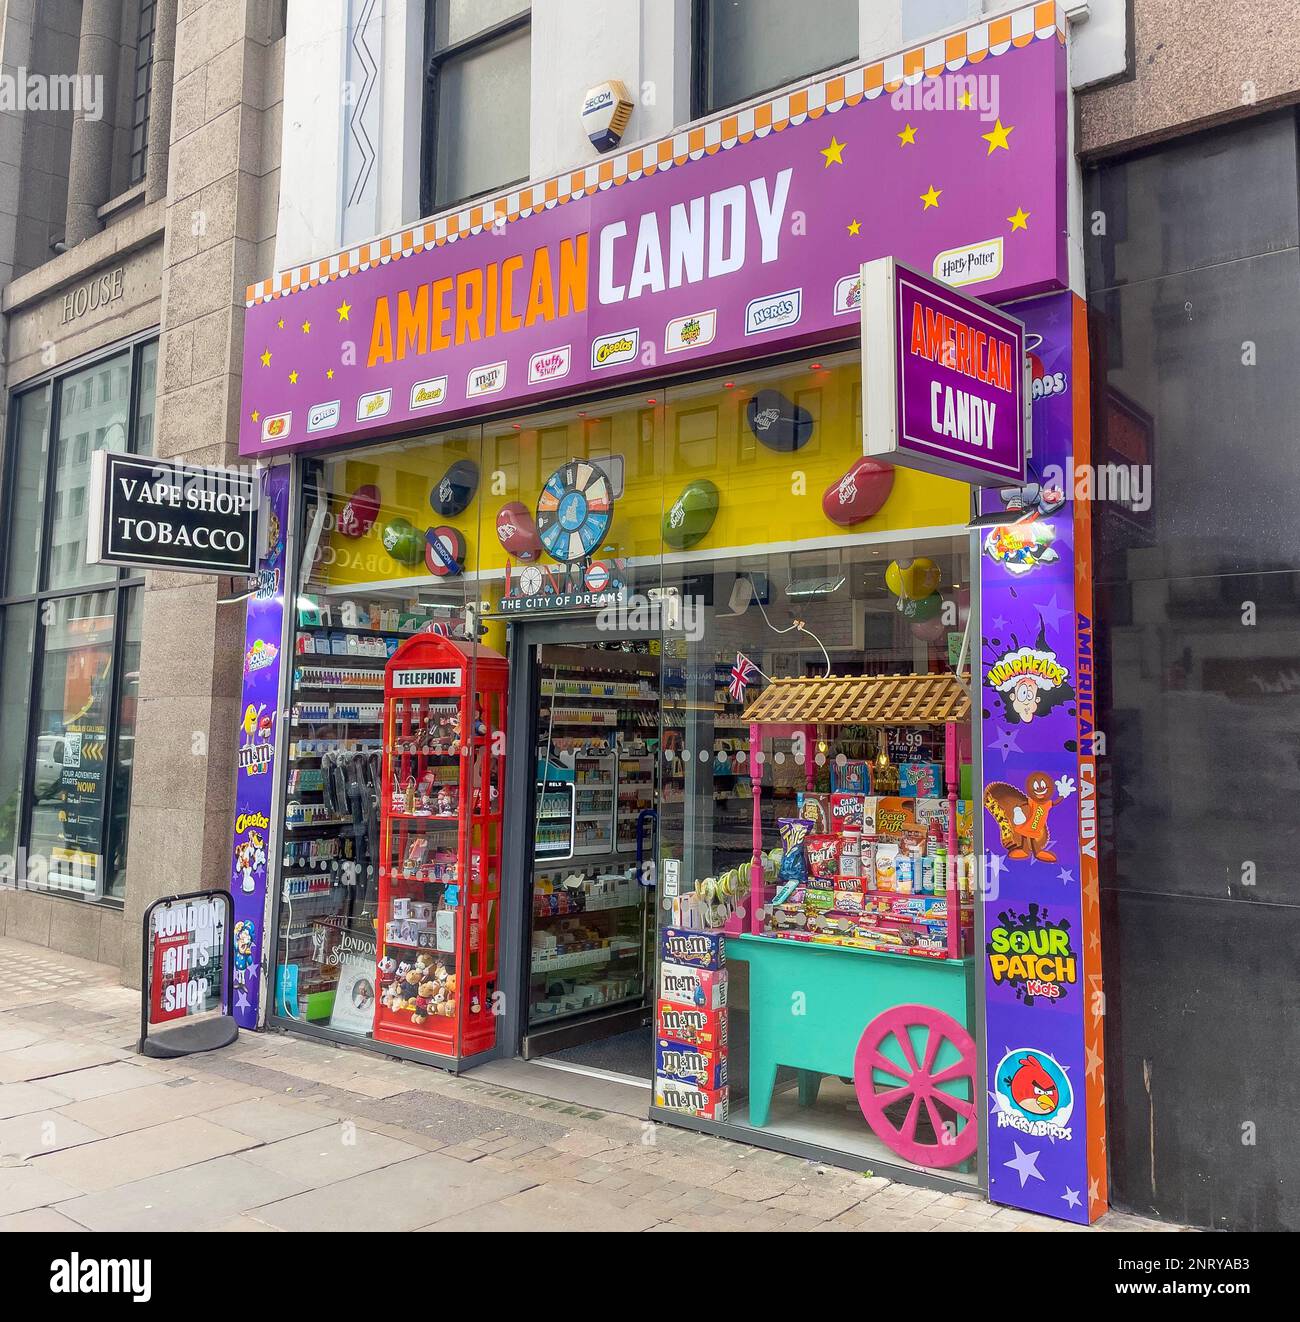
{"left": 536, "top": 461, "right": 614, "bottom": 563}
{"left": 853, "top": 1004, "right": 978, "bottom": 1168}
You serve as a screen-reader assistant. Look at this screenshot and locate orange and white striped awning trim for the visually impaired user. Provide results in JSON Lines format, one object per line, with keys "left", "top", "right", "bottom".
{"left": 245, "top": 1, "right": 1063, "bottom": 307}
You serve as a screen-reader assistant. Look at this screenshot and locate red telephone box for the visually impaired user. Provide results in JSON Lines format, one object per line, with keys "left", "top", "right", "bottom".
{"left": 372, "top": 634, "right": 507, "bottom": 1063}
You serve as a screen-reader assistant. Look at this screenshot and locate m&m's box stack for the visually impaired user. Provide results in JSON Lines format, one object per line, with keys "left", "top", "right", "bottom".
{"left": 653, "top": 927, "right": 728, "bottom": 1121}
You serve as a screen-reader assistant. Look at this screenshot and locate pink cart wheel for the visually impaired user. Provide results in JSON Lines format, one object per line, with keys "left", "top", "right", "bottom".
{"left": 853, "top": 1004, "right": 978, "bottom": 1169}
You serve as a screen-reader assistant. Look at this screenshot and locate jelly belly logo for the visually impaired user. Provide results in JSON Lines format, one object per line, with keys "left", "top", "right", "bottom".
{"left": 410, "top": 375, "right": 449, "bottom": 410}
{"left": 243, "top": 639, "right": 278, "bottom": 674}
{"left": 665, "top": 310, "right": 717, "bottom": 354}
{"left": 527, "top": 346, "right": 572, "bottom": 385}
{"left": 260, "top": 411, "right": 291, "bottom": 443}
{"left": 932, "top": 237, "right": 1004, "bottom": 287}
{"left": 591, "top": 329, "right": 638, "bottom": 369}
{"left": 356, "top": 388, "right": 391, "bottom": 421}
{"left": 307, "top": 400, "right": 340, "bottom": 434}
{"left": 833, "top": 273, "right": 862, "bottom": 316}
{"left": 745, "top": 288, "right": 801, "bottom": 335}
{"left": 993, "top": 1048, "right": 1074, "bottom": 1140}
{"left": 467, "top": 362, "right": 507, "bottom": 397}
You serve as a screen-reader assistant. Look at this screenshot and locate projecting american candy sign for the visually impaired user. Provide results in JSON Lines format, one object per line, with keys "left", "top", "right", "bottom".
{"left": 238, "top": 11, "right": 1066, "bottom": 457}
{"left": 860, "top": 257, "right": 1029, "bottom": 486}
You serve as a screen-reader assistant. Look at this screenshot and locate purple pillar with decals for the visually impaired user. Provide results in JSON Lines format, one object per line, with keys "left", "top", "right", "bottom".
{"left": 229, "top": 465, "right": 289, "bottom": 1028}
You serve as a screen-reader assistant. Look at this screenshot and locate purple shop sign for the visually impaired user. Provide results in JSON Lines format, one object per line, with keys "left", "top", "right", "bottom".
{"left": 229, "top": 465, "right": 289, "bottom": 1028}
{"left": 861, "top": 257, "right": 1028, "bottom": 485}
{"left": 238, "top": 27, "right": 1066, "bottom": 457}
{"left": 977, "top": 292, "right": 1106, "bottom": 1223}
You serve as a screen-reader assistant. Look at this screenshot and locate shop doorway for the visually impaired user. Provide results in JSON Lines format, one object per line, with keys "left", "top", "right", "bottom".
{"left": 507, "top": 622, "right": 662, "bottom": 1080}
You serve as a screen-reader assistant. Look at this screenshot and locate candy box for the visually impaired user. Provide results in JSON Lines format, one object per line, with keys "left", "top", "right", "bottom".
{"left": 654, "top": 1078, "right": 729, "bottom": 1121}
{"left": 832, "top": 759, "right": 871, "bottom": 793}
{"left": 803, "top": 886, "right": 836, "bottom": 913}
{"left": 796, "top": 791, "right": 831, "bottom": 832}
{"left": 658, "top": 960, "right": 728, "bottom": 1011}
{"left": 656, "top": 1040, "right": 728, "bottom": 1090}
{"left": 914, "top": 797, "right": 973, "bottom": 838}
{"left": 830, "top": 793, "right": 866, "bottom": 831}
{"left": 660, "top": 926, "right": 726, "bottom": 971}
{"left": 766, "top": 902, "right": 808, "bottom": 933}
{"left": 899, "top": 762, "right": 941, "bottom": 797}
{"left": 829, "top": 891, "right": 867, "bottom": 915}
{"left": 873, "top": 797, "right": 920, "bottom": 837}
{"left": 656, "top": 1000, "right": 727, "bottom": 1051}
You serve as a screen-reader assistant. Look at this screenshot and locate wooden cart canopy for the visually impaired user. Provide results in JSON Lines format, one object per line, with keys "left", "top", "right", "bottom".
{"left": 743, "top": 671, "right": 971, "bottom": 727}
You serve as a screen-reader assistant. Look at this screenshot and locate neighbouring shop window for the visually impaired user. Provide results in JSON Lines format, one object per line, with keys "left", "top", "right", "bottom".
{"left": 0, "top": 603, "right": 36, "bottom": 861}
{"left": 47, "top": 352, "right": 131, "bottom": 593}
{"left": 28, "top": 592, "right": 117, "bottom": 896}
{"left": 424, "top": 1, "right": 531, "bottom": 211}
{"left": 694, "top": 0, "right": 858, "bottom": 116}
{"left": 0, "top": 337, "right": 156, "bottom": 903}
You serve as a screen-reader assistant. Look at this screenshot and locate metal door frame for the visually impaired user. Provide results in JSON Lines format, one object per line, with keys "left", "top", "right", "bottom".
{"left": 497, "top": 615, "right": 661, "bottom": 1062}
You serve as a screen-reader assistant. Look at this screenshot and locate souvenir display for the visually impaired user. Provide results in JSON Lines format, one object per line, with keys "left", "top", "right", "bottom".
{"left": 373, "top": 632, "right": 508, "bottom": 1060}
{"left": 535, "top": 459, "right": 614, "bottom": 562}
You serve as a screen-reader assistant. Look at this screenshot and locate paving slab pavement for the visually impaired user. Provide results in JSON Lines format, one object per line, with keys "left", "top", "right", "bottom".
{"left": 0, "top": 935, "right": 1183, "bottom": 1235}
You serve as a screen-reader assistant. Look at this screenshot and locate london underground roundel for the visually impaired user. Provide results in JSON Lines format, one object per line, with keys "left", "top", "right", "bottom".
{"left": 536, "top": 461, "right": 614, "bottom": 563}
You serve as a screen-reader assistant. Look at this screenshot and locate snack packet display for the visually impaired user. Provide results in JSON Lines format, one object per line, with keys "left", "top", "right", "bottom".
{"left": 776, "top": 818, "right": 813, "bottom": 885}
{"left": 805, "top": 834, "right": 841, "bottom": 880}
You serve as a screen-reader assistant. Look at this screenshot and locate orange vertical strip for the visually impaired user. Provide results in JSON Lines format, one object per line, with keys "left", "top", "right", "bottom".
{"left": 1071, "top": 292, "right": 1108, "bottom": 1222}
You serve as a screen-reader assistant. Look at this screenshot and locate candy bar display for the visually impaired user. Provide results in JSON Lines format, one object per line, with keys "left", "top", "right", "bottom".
{"left": 372, "top": 631, "right": 507, "bottom": 1061}
{"left": 654, "top": 927, "right": 729, "bottom": 1122}
{"left": 684, "top": 668, "right": 983, "bottom": 1175}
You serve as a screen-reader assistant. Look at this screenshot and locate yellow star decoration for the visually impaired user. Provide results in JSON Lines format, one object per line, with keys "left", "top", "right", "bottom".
{"left": 982, "top": 119, "right": 1014, "bottom": 154}
{"left": 337, "top": 301, "right": 352, "bottom": 322}
{"left": 820, "top": 136, "right": 846, "bottom": 167}
{"left": 1008, "top": 207, "right": 1031, "bottom": 232}
{"left": 288, "top": 370, "right": 299, "bottom": 385}
{"left": 277, "top": 318, "right": 284, "bottom": 330}
{"left": 301, "top": 320, "right": 311, "bottom": 334}
{"left": 326, "top": 368, "right": 335, "bottom": 380}
{"left": 847, "top": 219, "right": 861, "bottom": 236}
{"left": 250, "top": 410, "right": 260, "bottom": 423}
{"left": 898, "top": 123, "right": 917, "bottom": 146}
{"left": 958, "top": 89, "right": 973, "bottom": 109}
{"left": 920, "top": 185, "right": 942, "bottom": 210}
{"left": 259, "top": 348, "right": 271, "bottom": 367}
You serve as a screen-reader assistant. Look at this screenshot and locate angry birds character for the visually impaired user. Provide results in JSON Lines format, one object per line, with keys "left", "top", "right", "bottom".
{"left": 1006, "top": 1054, "right": 1061, "bottom": 1118}
{"left": 983, "top": 772, "right": 1076, "bottom": 862}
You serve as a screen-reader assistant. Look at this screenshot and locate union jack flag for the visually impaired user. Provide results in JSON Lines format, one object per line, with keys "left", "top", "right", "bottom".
{"left": 728, "top": 653, "right": 759, "bottom": 703}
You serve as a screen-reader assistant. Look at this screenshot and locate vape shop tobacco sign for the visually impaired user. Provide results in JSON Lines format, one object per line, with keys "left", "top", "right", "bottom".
{"left": 88, "top": 452, "right": 259, "bottom": 575}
